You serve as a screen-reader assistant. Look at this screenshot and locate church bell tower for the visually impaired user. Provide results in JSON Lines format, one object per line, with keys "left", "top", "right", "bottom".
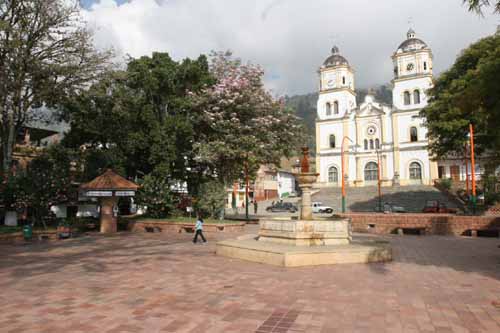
{"left": 317, "top": 46, "right": 357, "bottom": 120}
{"left": 392, "top": 29, "right": 433, "bottom": 110}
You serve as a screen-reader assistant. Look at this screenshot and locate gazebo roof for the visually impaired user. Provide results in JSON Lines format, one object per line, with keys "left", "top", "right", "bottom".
{"left": 80, "top": 169, "right": 139, "bottom": 191}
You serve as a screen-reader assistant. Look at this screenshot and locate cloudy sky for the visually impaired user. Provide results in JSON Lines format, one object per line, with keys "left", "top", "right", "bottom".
{"left": 80, "top": 0, "right": 498, "bottom": 96}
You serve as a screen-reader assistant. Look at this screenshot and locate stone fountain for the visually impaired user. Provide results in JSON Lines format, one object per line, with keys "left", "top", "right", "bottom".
{"left": 216, "top": 148, "right": 391, "bottom": 267}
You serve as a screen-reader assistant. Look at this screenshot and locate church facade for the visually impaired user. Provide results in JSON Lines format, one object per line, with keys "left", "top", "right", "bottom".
{"left": 315, "top": 29, "right": 440, "bottom": 187}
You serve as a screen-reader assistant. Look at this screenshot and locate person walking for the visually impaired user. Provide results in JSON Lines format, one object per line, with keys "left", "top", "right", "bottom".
{"left": 253, "top": 200, "right": 258, "bottom": 215}
{"left": 193, "top": 216, "right": 207, "bottom": 244}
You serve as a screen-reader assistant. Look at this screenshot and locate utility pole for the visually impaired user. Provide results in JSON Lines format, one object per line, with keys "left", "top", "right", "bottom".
{"left": 341, "top": 136, "right": 353, "bottom": 213}
{"left": 245, "top": 160, "right": 250, "bottom": 221}
{"left": 469, "top": 124, "right": 477, "bottom": 214}
{"left": 376, "top": 149, "right": 382, "bottom": 212}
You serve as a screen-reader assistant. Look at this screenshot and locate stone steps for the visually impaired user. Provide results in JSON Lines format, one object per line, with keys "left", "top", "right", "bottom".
{"left": 312, "top": 185, "right": 459, "bottom": 213}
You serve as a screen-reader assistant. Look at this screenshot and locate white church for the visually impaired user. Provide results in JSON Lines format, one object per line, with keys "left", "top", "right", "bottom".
{"left": 315, "top": 29, "right": 445, "bottom": 187}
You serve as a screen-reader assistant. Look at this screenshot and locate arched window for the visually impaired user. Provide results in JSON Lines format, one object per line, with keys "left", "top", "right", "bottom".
{"left": 409, "top": 162, "right": 422, "bottom": 180}
{"left": 342, "top": 76, "right": 346, "bottom": 85}
{"left": 375, "top": 139, "right": 380, "bottom": 149}
{"left": 364, "top": 139, "right": 368, "bottom": 150}
{"left": 364, "top": 162, "right": 378, "bottom": 181}
{"left": 326, "top": 102, "right": 331, "bottom": 116}
{"left": 329, "top": 134, "right": 336, "bottom": 148}
{"left": 328, "top": 166, "right": 338, "bottom": 183}
{"left": 413, "top": 90, "right": 420, "bottom": 104}
{"left": 369, "top": 139, "right": 374, "bottom": 150}
{"left": 410, "top": 127, "right": 418, "bottom": 142}
{"left": 423, "top": 62, "right": 427, "bottom": 71}
{"left": 404, "top": 91, "right": 411, "bottom": 105}
{"left": 333, "top": 101, "right": 339, "bottom": 114}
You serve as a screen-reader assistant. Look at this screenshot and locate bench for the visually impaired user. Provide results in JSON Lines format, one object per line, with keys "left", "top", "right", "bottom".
{"left": 397, "top": 227, "right": 426, "bottom": 236}
{"left": 468, "top": 229, "right": 499, "bottom": 237}
{"left": 37, "top": 234, "right": 52, "bottom": 241}
{"left": 144, "top": 226, "right": 163, "bottom": 233}
{"left": 182, "top": 226, "right": 194, "bottom": 233}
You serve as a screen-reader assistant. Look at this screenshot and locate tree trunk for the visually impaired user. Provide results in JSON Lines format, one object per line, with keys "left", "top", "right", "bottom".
{"left": 1, "top": 115, "right": 16, "bottom": 176}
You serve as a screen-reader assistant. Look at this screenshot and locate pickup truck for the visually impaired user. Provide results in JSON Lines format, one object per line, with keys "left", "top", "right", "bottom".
{"left": 311, "top": 202, "right": 334, "bottom": 214}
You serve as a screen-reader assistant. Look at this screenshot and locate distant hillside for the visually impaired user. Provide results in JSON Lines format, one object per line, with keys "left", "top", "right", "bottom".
{"left": 285, "top": 84, "right": 393, "bottom": 151}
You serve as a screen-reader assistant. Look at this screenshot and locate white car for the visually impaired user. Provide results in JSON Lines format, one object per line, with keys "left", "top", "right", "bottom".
{"left": 312, "top": 202, "right": 334, "bottom": 214}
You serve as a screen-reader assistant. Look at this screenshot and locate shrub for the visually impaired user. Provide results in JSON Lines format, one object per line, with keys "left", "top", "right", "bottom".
{"left": 194, "top": 180, "right": 226, "bottom": 219}
{"left": 135, "top": 174, "right": 174, "bottom": 218}
{"left": 439, "top": 178, "right": 452, "bottom": 191}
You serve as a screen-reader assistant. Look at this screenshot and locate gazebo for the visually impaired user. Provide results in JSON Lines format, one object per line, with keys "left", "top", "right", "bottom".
{"left": 80, "top": 169, "right": 139, "bottom": 233}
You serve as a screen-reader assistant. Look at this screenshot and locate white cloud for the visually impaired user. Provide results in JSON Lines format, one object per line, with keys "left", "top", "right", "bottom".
{"left": 83, "top": 0, "right": 498, "bottom": 95}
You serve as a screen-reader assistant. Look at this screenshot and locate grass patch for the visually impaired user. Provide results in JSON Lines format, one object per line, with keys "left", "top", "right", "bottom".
{"left": 0, "top": 226, "right": 22, "bottom": 234}
{"left": 0, "top": 225, "right": 57, "bottom": 234}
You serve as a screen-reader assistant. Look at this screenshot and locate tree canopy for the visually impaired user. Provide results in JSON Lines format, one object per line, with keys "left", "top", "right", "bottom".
{"left": 190, "top": 52, "right": 304, "bottom": 185}
{"left": 62, "top": 51, "right": 304, "bottom": 217}
{"left": 463, "top": 0, "right": 500, "bottom": 14}
{"left": 0, "top": 0, "right": 110, "bottom": 174}
{"left": 421, "top": 32, "right": 500, "bottom": 170}
{"left": 63, "top": 52, "right": 214, "bottom": 183}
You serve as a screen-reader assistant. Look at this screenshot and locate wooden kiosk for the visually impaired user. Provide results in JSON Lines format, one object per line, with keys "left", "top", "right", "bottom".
{"left": 80, "top": 169, "right": 139, "bottom": 233}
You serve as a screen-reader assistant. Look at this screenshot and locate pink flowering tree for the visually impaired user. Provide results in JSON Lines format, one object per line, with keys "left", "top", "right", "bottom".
{"left": 190, "top": 51, "right": 304, "bottom": 190}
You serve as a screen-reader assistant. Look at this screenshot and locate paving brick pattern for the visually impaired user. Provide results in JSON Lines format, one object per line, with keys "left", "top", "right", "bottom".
{"left": 0, "top": 226, "right": 499, "bottom": 332}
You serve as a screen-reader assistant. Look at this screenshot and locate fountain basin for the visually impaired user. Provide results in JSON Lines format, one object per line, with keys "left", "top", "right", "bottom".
{"left": 259, "top": 218, "right": 351, "bottom": 246}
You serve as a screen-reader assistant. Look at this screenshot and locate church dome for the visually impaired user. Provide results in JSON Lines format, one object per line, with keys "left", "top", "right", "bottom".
{"left": 323, "top": 46, "right": 349, "bottom": 67}
{"left": 397, "top": 29, "right": 428, "bottom": 53}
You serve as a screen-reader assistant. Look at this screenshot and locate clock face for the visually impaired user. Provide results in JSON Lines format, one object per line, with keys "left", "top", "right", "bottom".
{"left": 407, "top": 63, "right": 414, "bottom": 71}
{"left": 324, "top": 72, "right": 336, "bottom": 88}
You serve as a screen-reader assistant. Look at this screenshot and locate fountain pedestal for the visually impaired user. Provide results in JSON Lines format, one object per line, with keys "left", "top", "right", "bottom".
{"left": 216, "top": 147, "right": 392, "bottom": 267}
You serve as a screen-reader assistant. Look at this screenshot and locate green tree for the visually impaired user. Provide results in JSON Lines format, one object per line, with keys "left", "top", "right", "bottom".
{"left": 421, "top": 33, "right": 500, "bottom": 170}
{"left": 463, "top": 0, "right": 500, "bottom": 14}
{"left": 135, "top": 173, "right": 174, "bottom": 218}
{"left": 0, "top": 0, "right": 110, "bottom": 175}
{"left": 195, "top": 180, "right": 227, "bottom": 219}
{"left": 18, "top": 145, "right": 79, "bottom": 226}
{"left": 63, "top": 53, "right": 213, "bottom": 185}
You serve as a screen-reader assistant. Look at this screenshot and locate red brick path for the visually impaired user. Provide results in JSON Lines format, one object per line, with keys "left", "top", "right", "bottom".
{"left": 0, "top": 226, "right": 499, "bottom": 332}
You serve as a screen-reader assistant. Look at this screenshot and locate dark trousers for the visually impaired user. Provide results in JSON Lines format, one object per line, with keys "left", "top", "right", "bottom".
{"left": 193, "top": 230, "right": 206, "bottom": 243}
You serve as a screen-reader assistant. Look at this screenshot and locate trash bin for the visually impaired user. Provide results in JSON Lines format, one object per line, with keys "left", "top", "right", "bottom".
{"left": 23, "top": 224, "right": 32, "bottom": 241}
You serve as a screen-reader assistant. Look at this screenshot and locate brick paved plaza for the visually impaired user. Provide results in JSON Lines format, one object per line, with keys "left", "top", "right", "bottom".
{"left": 0, "top": 226, "right": 499, "bottom": 333}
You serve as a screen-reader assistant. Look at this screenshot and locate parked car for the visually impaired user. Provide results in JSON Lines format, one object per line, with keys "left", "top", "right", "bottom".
{"left": 374, "top": 202, "right": 406, "bottom": 213}
{"left": 422, "top": 200, "right": 457, "bottom": 214}
{"left": 311, "top": 202, "right": 334, "bottom": 214}
{"left": 266, "top": 202, "right": 298, "bottom": 213}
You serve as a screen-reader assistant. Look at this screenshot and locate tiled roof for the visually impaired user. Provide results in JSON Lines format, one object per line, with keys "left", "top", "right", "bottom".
{"left": 80, "top": 169, "right": 139, "bottom": 191}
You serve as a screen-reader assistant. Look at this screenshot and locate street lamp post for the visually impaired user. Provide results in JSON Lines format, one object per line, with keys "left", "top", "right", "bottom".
{"left": 469, "top": 124, "right": 477, "bottom": 214}
{"left": 341, "top": 136, "right": 354, "bottom": 213}
{"left": 376, "top": 149, "right": 382, "bottom": 211}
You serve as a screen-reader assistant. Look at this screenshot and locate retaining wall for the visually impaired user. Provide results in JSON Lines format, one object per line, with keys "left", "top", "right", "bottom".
{"left": 128, "top": 220, "right": 246, "bottom": 233}
{"left": 339, "top": 213, "right": 500, "bottom": 236}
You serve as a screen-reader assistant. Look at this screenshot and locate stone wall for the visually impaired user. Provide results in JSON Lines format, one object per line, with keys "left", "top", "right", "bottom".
{"left": 0, "top": 230, "right": 58, "bottom": 244}
{"left": 128, "top": 220, "right": 246, "bottom": 233}
{"left": 339, "top": 213, "right": 500, "bottom": 236}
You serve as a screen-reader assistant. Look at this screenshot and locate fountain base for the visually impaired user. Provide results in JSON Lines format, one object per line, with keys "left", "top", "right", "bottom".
{"left": 216, "top": 218, "right": 392, "bottom": 267}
